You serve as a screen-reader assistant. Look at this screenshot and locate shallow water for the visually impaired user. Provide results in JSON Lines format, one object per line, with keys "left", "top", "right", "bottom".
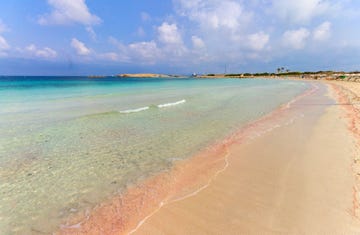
{"left": 0, "top": 77, "right": 308, "bottom": 234}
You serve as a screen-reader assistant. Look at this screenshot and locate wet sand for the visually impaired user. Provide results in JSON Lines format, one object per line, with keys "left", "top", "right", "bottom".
{"left": 133, "top": 82, "right": 360, "bottom": 234}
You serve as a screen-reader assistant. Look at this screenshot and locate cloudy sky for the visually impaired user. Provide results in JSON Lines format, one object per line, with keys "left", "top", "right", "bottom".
{"left": 0, "top": 0, "right": 359, "bottom": 75}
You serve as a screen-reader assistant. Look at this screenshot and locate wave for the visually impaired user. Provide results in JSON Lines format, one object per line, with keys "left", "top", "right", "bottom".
{"left": 157, "top": 99, "right": 186, "bottom": 108}
{"left": 118, "top": 99, "right": 186, "bottom": 114}
{"left": 119, "top": 106, "right": 149, "bottom": 114}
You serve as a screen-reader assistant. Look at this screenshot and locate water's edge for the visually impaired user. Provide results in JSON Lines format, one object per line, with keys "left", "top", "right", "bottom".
{"left": 57, "top": 82, "right": 320, "bottom": 235}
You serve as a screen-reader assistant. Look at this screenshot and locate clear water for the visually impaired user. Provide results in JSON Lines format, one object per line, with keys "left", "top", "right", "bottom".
{"left": 0, "top": 76, "right": 309, "bottom": 234}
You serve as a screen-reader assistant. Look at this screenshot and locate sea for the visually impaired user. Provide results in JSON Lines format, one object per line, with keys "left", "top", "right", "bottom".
{"left": 0, "top": 76, "right": 309, "bottom": 234}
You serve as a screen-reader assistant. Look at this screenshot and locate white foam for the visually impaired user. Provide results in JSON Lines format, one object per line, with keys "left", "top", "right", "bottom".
{"left": 128, "top": 201, "right": 164, "bottom": 235}
{"left": 128, "top": 149, "right": 230, "bottom": 235}
{"left": 285, "top": 83, "right": 319, "bottom": 108}
{"left": 157, "top": 99, "right": 186, "bottom": 108}
{"left": 119, "top": 106, "right": 149, "bottom": 114}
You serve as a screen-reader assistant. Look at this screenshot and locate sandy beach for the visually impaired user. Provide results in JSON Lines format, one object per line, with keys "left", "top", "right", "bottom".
{"left": 54, "top": 80, "right": 360, "bottom": 235}
{"left": 130, "top": 81, "right": 360, "bottom": 234}
{"left": 3, "top": 1, "right": 360, "bottom": 234}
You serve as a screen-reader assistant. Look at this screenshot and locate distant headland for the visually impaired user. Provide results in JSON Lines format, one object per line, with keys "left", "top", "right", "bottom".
{"left": 88, "top": 73, "right": 185, "bottom": 78}
{"left": 117, "top": 73, "right": 171, "bottom": 78}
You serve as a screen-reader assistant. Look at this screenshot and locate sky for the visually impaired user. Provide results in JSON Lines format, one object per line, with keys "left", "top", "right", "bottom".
{"left": 0, "top": 0, "right": 360, "bottom": 75}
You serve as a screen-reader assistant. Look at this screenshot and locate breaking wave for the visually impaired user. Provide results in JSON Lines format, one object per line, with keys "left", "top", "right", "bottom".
{"left": 118, "top": 99, "right": 186, "bottom": 114}
{"left": 119, "top": 106, "right": 150, "bottom": 114}
{"left": 157, "top": 99, "right": 186, "bottom": 108}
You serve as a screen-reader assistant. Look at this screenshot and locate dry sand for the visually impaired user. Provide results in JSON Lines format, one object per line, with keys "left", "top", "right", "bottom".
{"left": 133, "top": 82, "right": 360, "bottom": 234}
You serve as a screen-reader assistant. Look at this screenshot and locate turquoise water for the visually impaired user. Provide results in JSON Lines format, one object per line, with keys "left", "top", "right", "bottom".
{"left": 0, "top": 77, "right": 309, "bottom": 234}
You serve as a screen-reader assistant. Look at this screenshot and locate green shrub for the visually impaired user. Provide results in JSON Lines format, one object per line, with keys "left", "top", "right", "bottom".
{"left": 225, "top": 74, "right": 242, "bottom": 76}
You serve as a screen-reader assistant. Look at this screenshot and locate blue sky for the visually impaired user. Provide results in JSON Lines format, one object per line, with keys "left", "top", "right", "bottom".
{"left": 0, "top": 0, "right": 359, "bottom": 75}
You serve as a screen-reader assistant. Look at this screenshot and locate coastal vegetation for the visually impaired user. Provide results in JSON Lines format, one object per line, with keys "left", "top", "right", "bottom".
{"left": 202, "top": 70, "right": 360, "bottom": 81}
{"left": 86, "top": 71, "right": 360, "bottom": 82}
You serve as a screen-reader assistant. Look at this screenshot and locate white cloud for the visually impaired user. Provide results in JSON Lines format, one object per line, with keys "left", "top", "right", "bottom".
{"left": 26, "top": 44, "right": 36, "bottom": 52}
{"left": 38, "top": 0, "right": 101, "bottom": 25}
{"left": 313, "top": 21, "right": 331, "bottom": 41}
{"left": 173, "top": 0, "right": 256, "bottom": 62}
{"left": 25, "top": 44, "right": 57, "bottom": 58}
{"left": 107, "top": 37, "right": 131, "bottom": 61}
{"left": 283, "top": 28, "right": 310, "bottom": 49}
{"left": 248, "top": 32, "right": 269, "bottom": 51}
{"left": 271, "top": 0, "right": 334, "bottom": 24}
{"left": 157, "top": 22, "right": 187, "bottom": 56}
{"left": 99, "top": 52, "right": 118, "bottom": 61}
{"left": 36, "top": 47, "right": 57, "bottom": 58}
{"left": 157, "top": 22, "right": 183, "bottom": 45}
{"left": 71, "top": 38, "right": 91, "bottom": 55}
{"left": 0, "top": 20, "right": 10, "bottom": 54}
{"left": 128, "top": 41, "right": 161, "bottom": 62}
{"left": 108, "top": 37, "right": 159, "bottom": 63}
{"left": 175, "top": 0, "right": 251, "bottom": 31}
{"left": 191, "top": 36, "right": 205, "bottom": 49}
{"left": 0, "top": 36, "right": 10, "bottom": 51}
{"left": 86, "top": 26, "right": 97, "bottom": 40}
{"left": 110, "top": 27, "right": 189, "bottom": 64}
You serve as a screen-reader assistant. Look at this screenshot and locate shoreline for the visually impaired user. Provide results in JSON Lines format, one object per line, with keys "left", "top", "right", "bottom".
{"left": 132, "top": 81, "right": 360, "bottom": 234}
{"left": 57, "top": 82, "right": 322, "bottom": 234}
{"left": 55, "top": 79, "right": 360, "bottom": 234}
